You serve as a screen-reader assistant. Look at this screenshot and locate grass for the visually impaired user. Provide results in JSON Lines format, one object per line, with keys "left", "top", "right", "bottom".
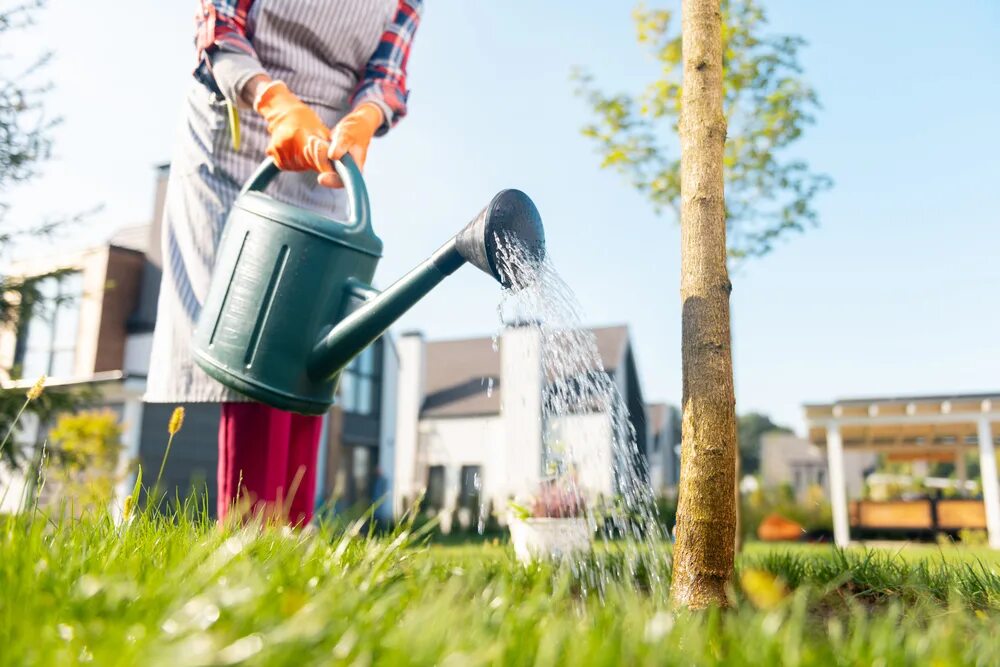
{"left": 1, "top": 507, "right": 1000, "bottom": 666}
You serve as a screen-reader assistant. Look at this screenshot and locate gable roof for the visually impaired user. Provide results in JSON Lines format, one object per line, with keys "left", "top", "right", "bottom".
{"left": 421, "top": 325, "right": 629, "bottom": 419}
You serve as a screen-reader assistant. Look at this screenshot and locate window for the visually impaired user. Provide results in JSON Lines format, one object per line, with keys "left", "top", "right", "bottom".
{"left": 16, "top": 272, "right": 84, "bottom": 379}
{"left": 338, "top": 343, "right": 381, "bottom": 416}
{"left": 426, "top": 465, "right": 446, "bottom": 510}
{"left": 459, "top": 465, "right": 482, "bottom": 512}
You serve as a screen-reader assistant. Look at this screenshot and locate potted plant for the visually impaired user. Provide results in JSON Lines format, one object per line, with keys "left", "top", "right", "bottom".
{"left": 507, "top": 480, "right": 592, "bottom": 563}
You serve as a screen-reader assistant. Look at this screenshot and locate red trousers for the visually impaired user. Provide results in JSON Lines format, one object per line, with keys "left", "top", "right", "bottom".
{"left": 217, "top": 402, "right": 323, "bottom": 525}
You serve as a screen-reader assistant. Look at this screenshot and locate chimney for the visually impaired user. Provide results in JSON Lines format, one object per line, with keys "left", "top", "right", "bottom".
{"left": 393, "top": 331, "right": 426, "bottom": 516}
{"left": 147, "top": 163, "right": 170, "bottom": 269}
{"left": 500, "top": 325, "right": 543, "bottom": 498}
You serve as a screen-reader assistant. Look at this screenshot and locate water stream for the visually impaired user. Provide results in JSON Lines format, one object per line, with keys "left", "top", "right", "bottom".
{"left": 491, "top": 234, "right": 669, "bottom": 596}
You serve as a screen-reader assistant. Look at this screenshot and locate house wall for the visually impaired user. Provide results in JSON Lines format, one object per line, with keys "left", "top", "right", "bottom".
{"left": 501, "top": 326, "right": 543, "bottom": 499}
{"left": 416, "top": 411, "right": 617, "bottom": 518}
{"left": 393, "top": 333, "right": 425, "bottom": 514}
{"left": 646, "top": 406, "right": 680, "bottom": 496}
{"left": 761, "top": 432, "right": 877, "bottom": 500}
{"left": 549, "top": 412, "right": 614, "bottom": 496}
{"left": 418, "top": 415, "right": 504, "bottom": 511}
{"left": 74, "top": 248, "right": 110, "bottom": 378}
{"left": 95, "top": 247, "right": 145, "bottom": 372}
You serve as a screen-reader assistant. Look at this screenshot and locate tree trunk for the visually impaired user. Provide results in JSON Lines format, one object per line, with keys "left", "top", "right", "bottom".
{"left": 670, "top": 0, "right": 738, "bottom": 609}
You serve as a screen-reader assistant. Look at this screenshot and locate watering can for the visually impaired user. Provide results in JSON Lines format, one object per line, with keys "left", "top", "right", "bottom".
{"left": 192, "top": 156, "right": 545, "bottom": 415}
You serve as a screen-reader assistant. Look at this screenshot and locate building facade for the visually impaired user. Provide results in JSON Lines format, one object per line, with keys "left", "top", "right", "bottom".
{"left": 391, "top": 325, "right": 671, "bottom": 525}
{"left": 760, "top": 431, "right": 876, "bottom": 501}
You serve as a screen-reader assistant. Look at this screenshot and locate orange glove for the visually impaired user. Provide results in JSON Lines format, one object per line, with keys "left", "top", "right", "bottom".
{"left": 254, "top": 80, "right": 333, "bottom": 177}
{"left": 319, "top": 103, "right": 385, "bottom": 189}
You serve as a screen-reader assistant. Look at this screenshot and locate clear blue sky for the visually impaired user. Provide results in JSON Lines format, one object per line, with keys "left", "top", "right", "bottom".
{"left": 4, "top": 1, "right": 999, "bottom": 432}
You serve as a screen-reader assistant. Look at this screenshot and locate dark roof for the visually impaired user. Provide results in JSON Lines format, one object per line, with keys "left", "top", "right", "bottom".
{"left": 421, "top": 325, "right": 629, "bottom": 418}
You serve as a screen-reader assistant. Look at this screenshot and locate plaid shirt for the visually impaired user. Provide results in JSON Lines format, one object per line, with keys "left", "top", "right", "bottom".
{"left": 194, "top": 0, "right": 422, "bottom": 126}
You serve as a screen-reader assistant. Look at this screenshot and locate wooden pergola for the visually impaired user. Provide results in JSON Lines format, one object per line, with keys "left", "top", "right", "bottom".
{"left": 805, "top": 393, "right": 1000, "bottom": 548}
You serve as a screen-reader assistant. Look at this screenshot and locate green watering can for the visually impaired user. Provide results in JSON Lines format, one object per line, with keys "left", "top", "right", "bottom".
{"left": 192, "top": 156, "right": 545, "bottom": 415}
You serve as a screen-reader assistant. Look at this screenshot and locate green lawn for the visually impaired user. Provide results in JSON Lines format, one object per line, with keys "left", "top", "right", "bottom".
{"left": 1, "top": 511, "right": 999, "bottom": 666}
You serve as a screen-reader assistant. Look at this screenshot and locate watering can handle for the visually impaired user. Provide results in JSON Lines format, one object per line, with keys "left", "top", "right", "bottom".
{"left": 239, "top": 155, "right": 371, "bottom": 232}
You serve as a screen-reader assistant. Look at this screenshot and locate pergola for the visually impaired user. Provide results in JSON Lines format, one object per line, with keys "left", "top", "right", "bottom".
{"left": 805, "top": 393, "right": 1000, "bottom": 548}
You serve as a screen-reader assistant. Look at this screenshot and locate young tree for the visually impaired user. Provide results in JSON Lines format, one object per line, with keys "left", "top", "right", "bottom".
{"left": 0, "top": 1, "right": 89, "bottom": 468}
{"left": 1, "top": 0, "right": 59, "bottom": 328}
{"left": 576, "top": 0, "right": 830, "bottom": 259}
{"left": 47, "top": 410, "right": 124, "bottom": 513}
{"left": 669, "top": 0, "right": 738, "bottom": 609}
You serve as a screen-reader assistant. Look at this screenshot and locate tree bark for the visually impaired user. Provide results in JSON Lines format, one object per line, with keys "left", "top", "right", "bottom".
{"left": 670, "top": 0, "right": 738, "bottom": 609}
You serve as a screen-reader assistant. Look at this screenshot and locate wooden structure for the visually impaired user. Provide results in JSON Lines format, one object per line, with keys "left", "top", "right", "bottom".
{"left": 849, "top": 498, "right": 987, "bottom": 535}
{"left": 805, "top": 393, "right": 1000, "bottom": 548}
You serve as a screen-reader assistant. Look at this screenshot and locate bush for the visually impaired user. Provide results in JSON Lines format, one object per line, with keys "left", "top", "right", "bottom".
{"left": 47, "top": 410, "right": 124, "bottom": 513}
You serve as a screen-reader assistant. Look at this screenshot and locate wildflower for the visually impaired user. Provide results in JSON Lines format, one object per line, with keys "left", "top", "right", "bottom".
{"left": 26, "top": 374, "right": 46, "bottom": 401}
{"left": 168, "top": 406, "right": 185, "bottom": 435}
{"left": 741, "top": 568, "right": 788, "bottom": 610}
{"left": 153, "top": 408, "right": 185, "bottom": 503}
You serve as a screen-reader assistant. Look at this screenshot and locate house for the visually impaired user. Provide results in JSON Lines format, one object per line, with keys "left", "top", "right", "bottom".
{"left": 759, "top": 431, "right": 875, "bottom": 501}
{"left": 0, "top": 165, "right": 398, "bottom": 515}
{"left": 646, "top": 402, "right": 681, "bottom": 496}
{"left": 391, "top": 324, "right": 668, "bottom": 525}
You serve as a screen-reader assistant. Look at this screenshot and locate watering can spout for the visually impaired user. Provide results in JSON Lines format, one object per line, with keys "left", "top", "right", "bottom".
{"left": 453, "top": 189, "right": 546, "bottom": 288}
{"left": 308, "top": 189, "right": 545, "bottom": 381}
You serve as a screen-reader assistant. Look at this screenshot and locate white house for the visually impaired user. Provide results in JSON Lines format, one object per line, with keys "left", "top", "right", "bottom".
{"left": 760, "top": 431, "right": 876, "bottom": 501}
{"left": 390, "top": 324, "right": 672, "bottom": 522}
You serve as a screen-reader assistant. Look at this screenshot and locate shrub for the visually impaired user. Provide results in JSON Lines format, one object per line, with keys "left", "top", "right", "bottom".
{"left": 47, "top": 410, "right": 124, "bottom": 513}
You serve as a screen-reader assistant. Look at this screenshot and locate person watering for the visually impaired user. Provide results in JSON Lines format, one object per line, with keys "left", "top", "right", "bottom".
{"left": 145, "top": 0, "right": 422, "bottom": 525}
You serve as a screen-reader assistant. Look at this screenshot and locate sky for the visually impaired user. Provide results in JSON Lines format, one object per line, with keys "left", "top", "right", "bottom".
{"left": 3, "top": 1, "right": 999, "bottom": 433}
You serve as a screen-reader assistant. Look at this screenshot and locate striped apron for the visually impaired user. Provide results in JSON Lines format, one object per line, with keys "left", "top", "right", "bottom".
{"left": 146, "top": 0, "right": 397, "bottom": 403}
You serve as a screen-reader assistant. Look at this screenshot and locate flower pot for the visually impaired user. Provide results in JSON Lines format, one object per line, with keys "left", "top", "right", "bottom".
{"left": 508, "top": 517, "right": 592, "bottom": 563}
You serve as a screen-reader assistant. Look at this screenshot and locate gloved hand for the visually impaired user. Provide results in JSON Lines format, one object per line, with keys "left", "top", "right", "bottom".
{"left": 254, "top": 80, "right": 333, "bottom": 177}
{"left": 319, "top": 103, "right": 385, "bottom": 189}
